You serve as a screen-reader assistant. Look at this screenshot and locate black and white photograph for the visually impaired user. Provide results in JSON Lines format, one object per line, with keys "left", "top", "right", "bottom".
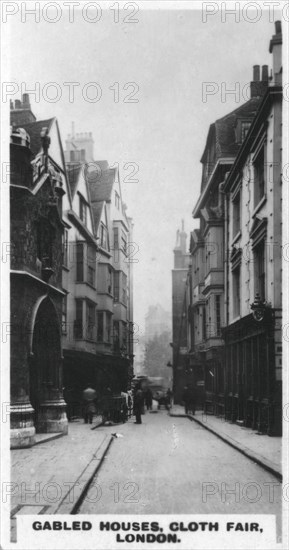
{"left": 0, "top": 1, "right": 288, "bottom": 549}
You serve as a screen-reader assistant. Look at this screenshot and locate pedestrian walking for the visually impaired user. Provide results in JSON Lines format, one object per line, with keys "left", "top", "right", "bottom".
{"left": 82, "top": 384, "right": 97, "bottom": 424}
{"left": 145, "top": 388, "right": 153, "bottom": 411}
{"left": 166, "top": 388, "right": 173, "bottom": 410}
{"left": 188, "top": 385, "right": 196, "bottom": 415}
{"left": 133, "top": 388, "right": 143, "bottom": 424}
{"left": 127, "top": 391, "right": 133, "bottom": 418}
{"left": 182, "top": 386, "right": 190, "bottom": 415}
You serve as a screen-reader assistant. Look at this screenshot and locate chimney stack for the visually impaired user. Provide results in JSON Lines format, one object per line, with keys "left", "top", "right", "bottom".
{"left": 253, "top": 65, "right": 260, "bottom": 81}
{"left": 269, "top": 21, "right": 282, "bottom": 83}
{"left": 275, "top": 20, "right": 281, "bottom": 34}
{"left": 22, "top": 93, "right": 30, "bottom": 107}
{"left": 10, "top": 94, "right": 36, "bottom": 125}
{"left": 250, "top": 64, "right": 268, "bottom": 98}
{"left": 261, "top": 65, "right": 268, "bottom": 81}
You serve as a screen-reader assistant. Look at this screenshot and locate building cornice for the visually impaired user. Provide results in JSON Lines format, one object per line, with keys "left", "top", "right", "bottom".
{"left": 193, "top": 158, "right": 234, "bottom": 218}
{"left": 10, "top": 270, "right": 66, "bottom": 296}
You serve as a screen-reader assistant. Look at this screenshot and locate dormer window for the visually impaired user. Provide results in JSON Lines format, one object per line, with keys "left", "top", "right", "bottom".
{"left": 79, "top": 195, "right": 88, "bottom": 226}
{"left": 235, "top": 119, "right": 251, "bottom": 144}
{"left": 100, "top": 223, "right": 108, "bottom": 250}
{"left": 241, "top": 121, "right": 251, "bottom": 142}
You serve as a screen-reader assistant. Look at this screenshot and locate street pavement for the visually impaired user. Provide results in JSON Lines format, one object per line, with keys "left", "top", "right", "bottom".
{"left": 10, "top": 422, "right": 112, "bottom": 541}
{"left": 77, "top": 410, "right": 282, "bottom": 537}
{"left": 171, "top": 405, "right": 282, "bottom": 478}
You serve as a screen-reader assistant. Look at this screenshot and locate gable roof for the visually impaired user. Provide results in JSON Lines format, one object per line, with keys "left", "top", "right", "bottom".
{"left": 66, "top": 162, "right": 82, "bottom": 199}
{"left": 87, "top": 161, "right": 116, "bottom": 203}
{"left": 18, "top": 118, "right": 55, "bottom": 157}
{"left": 91, "top": 201, "right": 104, "bottom": 231}
{"left": 201, "top": 97, "right": 262, "bottom": 163}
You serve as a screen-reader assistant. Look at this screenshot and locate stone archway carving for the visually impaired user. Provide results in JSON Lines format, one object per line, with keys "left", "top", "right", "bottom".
{"left": 29, "top": 295, "right": 66, "bottom": 433}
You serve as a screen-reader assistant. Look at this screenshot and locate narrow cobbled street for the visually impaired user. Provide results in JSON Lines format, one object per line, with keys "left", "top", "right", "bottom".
{"left": 78, "top": 410, "right": 281, "bottom": 537}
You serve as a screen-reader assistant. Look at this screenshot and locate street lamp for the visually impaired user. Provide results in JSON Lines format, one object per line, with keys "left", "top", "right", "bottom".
{"left": 250, "top": 293, "right": 272, "bottom": 322}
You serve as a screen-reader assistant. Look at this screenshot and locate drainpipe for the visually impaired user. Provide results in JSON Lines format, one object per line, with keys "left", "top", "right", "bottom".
{"left": 223, "top": 175, "right": 230, "bottom": 326}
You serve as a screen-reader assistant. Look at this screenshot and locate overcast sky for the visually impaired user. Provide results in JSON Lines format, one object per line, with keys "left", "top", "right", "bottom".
{"left": 6, "top": 2, "right": 281, "bottom": 336}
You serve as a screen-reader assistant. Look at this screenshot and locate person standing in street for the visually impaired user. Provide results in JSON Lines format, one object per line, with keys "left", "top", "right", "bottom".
{"left": 145, "top": 388, "right": 153, "bottom": 411}
{"left": 127, "top": 390, "right": 133, "bottom": 417}
{"left": 182, "top": 386, "right": 190, "bottom": 415}
{"left": 189, "top": 384, "right": 196, "bottom": 415}
{"left": 82, "top": 384, "right": 97, "bottom": 424}
{"left": 166, "top": 388, "right": 173, "bottom": 410}
{"left": 134, "top": 387, "right": 143, "bottom": 424}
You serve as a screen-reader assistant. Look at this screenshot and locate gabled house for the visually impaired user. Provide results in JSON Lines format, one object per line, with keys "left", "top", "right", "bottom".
{"left": 64, "top": 132, "right": 134, "bottom": 400}
{"left": 10, "top": 96, "right": 69, "bottom": 447}
{"left": 191, "top": 65, "right": 269, "bottom": 416}
{"left": 62, "top": 159, "right": 99, "bottom": 415}
{"left": 88, "top": 160, "right": 134, "bottom": 393}
{"left": 222, "top": 21, "right": 283, "bottom": 435}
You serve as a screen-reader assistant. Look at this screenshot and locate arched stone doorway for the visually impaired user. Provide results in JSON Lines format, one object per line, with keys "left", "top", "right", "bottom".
{"left": 30, "top": 296, "right": 68, "bottom": 434}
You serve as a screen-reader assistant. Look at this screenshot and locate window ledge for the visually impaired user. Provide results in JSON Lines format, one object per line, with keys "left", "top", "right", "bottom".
{"left": 75, "top": 281, "right": 96, "bottom": 291}
{"left": 232, "top": 231, "right": 241, "bottom": 245}
{"left": 252, "top": 195, "right": 267, "bottom": 218}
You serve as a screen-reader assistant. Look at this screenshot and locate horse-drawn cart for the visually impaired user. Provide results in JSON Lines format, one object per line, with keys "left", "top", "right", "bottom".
{"left": 95, "top": 395, "right": 127, "bottom": 425}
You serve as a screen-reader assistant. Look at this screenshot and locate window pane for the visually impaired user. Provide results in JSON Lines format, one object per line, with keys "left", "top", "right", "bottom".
{"left": 87, "top": 245, "right": 95, "bottom": 286}
{"left": 106, "top": 313, "right": 112, "bottom": 343}
{"left": 113, "top": 321, "right": 120, "bottom": 351}
{"left": 74, "top": 300, "right": 83, "bottom": 339}
{"left": 97, "top": 312, "right": 104, "bottom": 342}
{"left": 76, "top": 242, "right": 84, "bottom": 281}
{"left": 107, "top": 268, "right": 112, "bottom": 294}
{"left": 255, "top": 241, "right": 265, "bottom": 301}
{"left": 113, "top": 227, "right": 119, "bottom": 250}
{"left": 114, "top": 271, "right": 120, "bottom": 301}
{"left": 62, "top": 295, "right": 67, "bottom": 333}
{"left": 62, "top": 229, "right": 68, "bottom": 267}
{"left": 122, "top": 273, "right": 127, "bottom": 304}
{"left": 202, "top": 305, "right": 206, "bottom": 341}
{"left": 100, "top": 225, "right": 108, "bottom": 249}
{"left": 79, "top": 197, "right": 87, "bottom": 225}
{"left": 122, "top": 322, "right": 127, "bottom": 350}
{"left": 86, "top": 302, "right": 95, "bottom": 340}
{"left": 233, "top": 266, "right": 241, "bottom": 317}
